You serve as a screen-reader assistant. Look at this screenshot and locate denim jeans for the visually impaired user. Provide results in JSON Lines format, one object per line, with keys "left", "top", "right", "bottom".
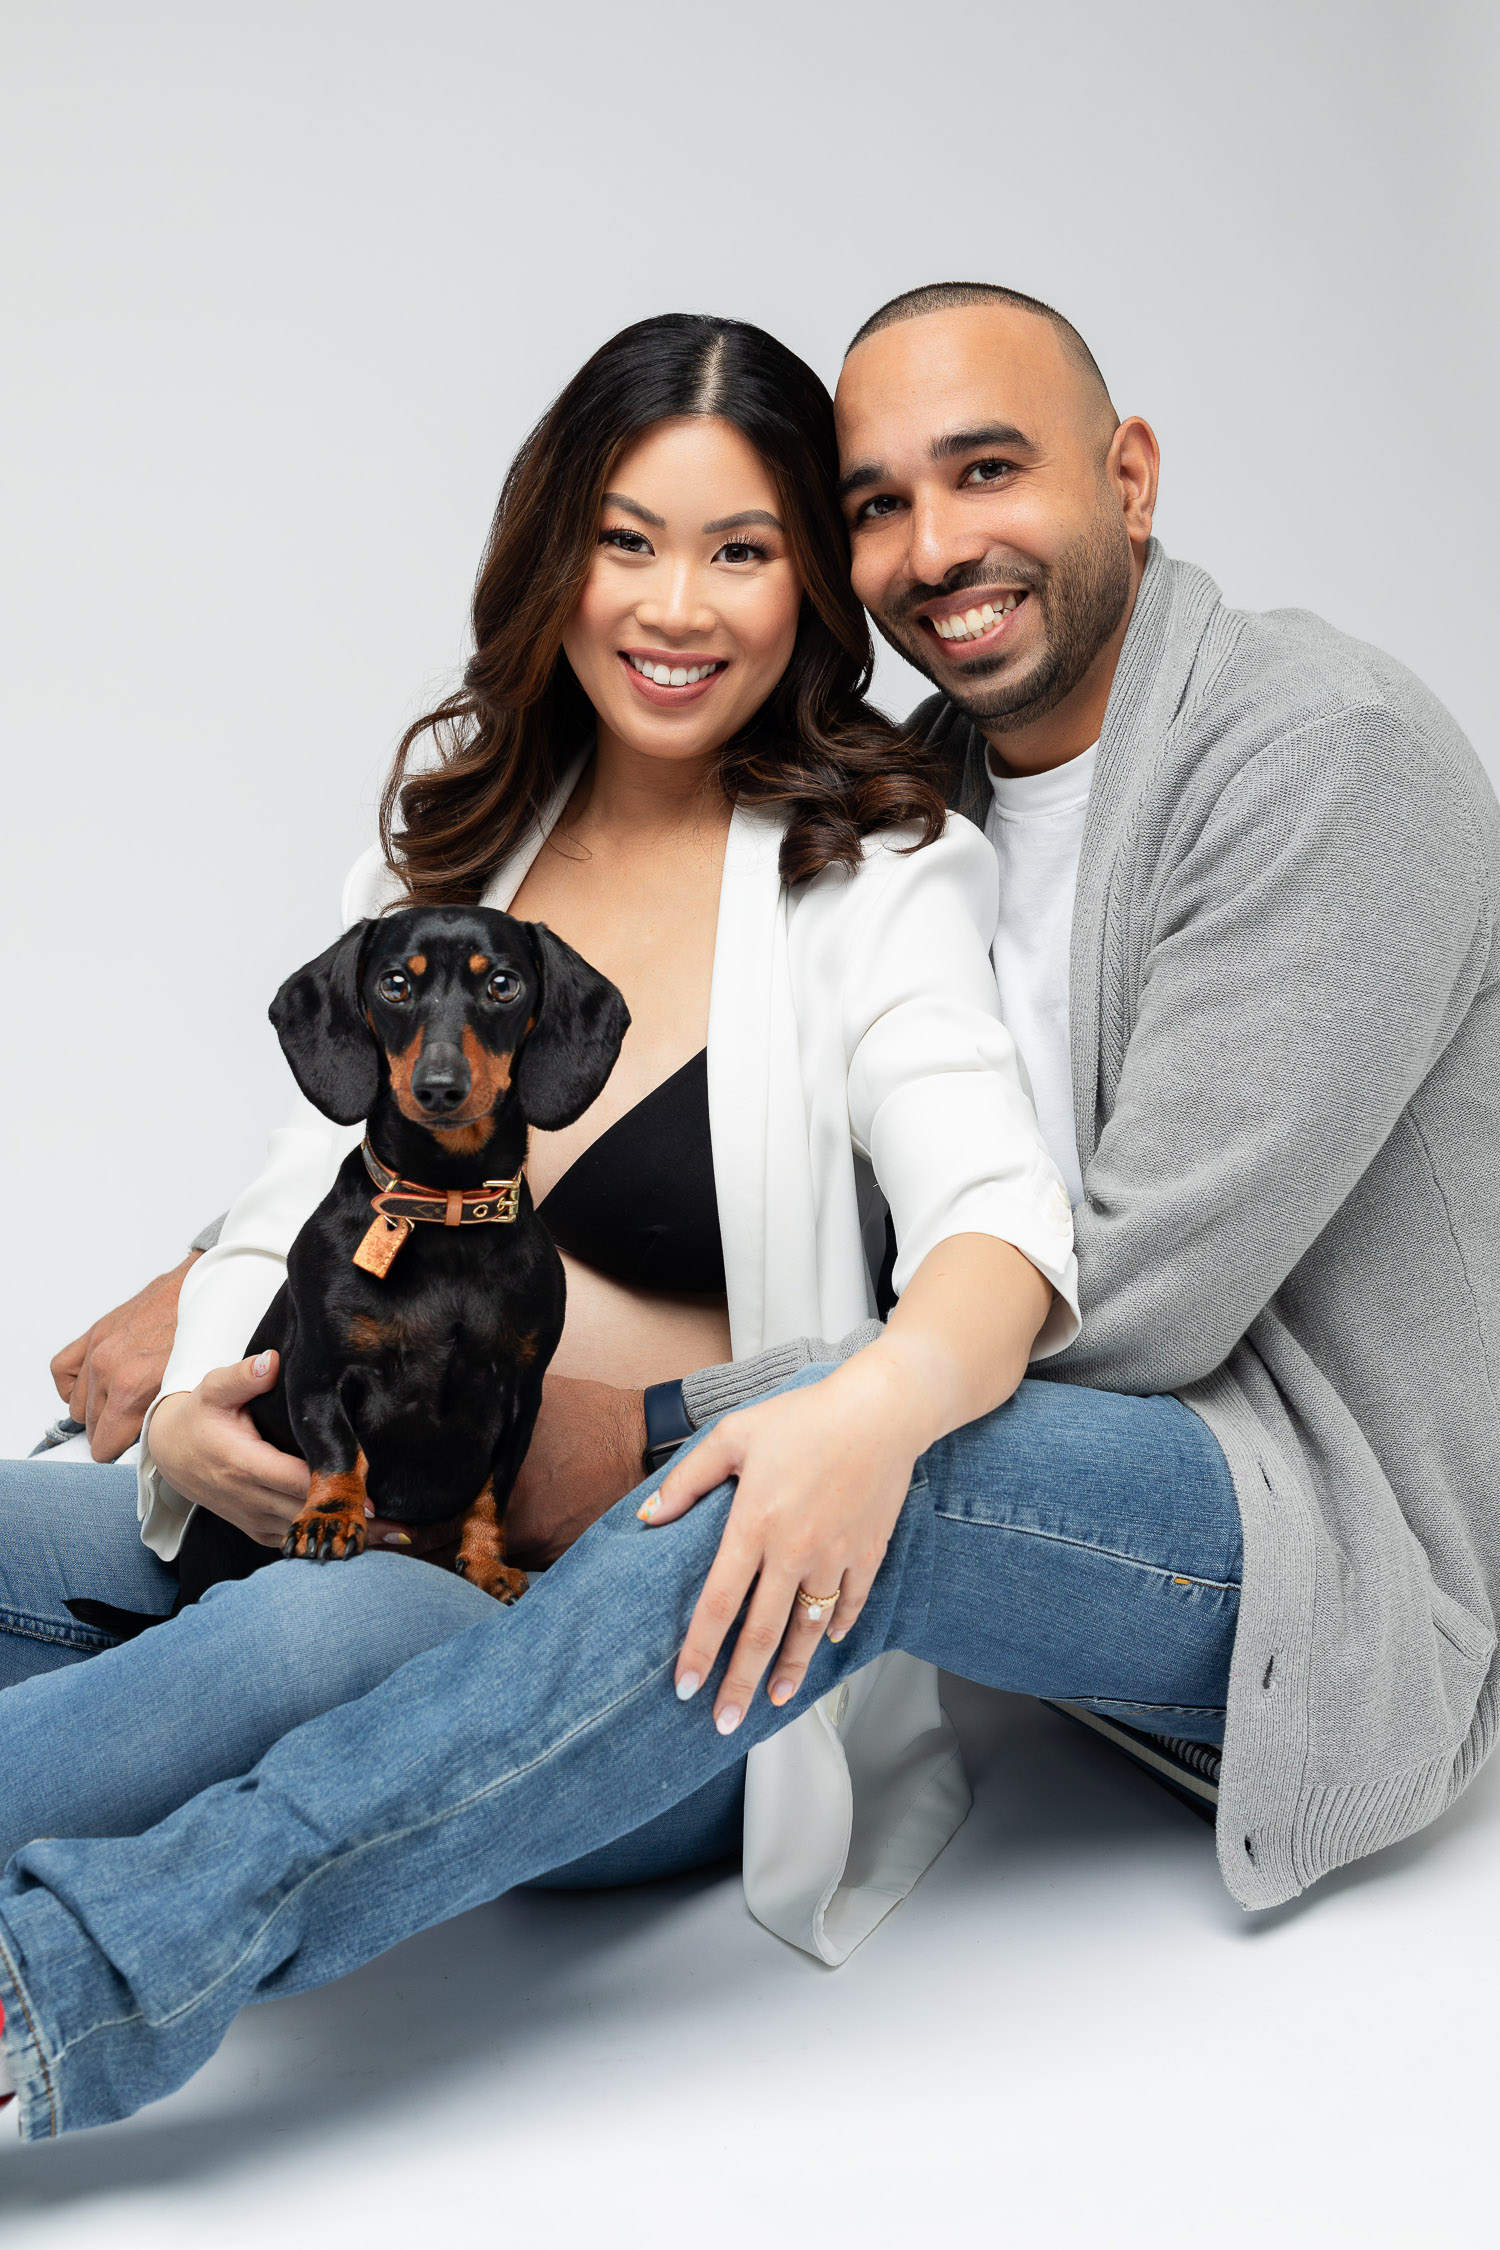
{"left": 0, "top": 1373, "right": 1239, "bottom": 2137}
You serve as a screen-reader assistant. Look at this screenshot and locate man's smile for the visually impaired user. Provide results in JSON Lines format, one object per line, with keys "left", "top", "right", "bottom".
{"left": 917, "top": 589, "right": 1030, "bottom": 655}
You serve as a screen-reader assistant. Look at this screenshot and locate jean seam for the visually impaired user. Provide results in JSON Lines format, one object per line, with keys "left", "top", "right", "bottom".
{"left": 1077, "top": 1699, "right": 1227, "bottom": 1716}
{"left": 0, "top": 1608, "right": 115, "bottom": 1652}
{"left": 47, "top": 1643, "right": 686, "bottom": 2067}
{"left": 928, "top": 1510, "right": 1240, "bottom": 1592}
{"left": 0, "top": 1921, "right": 60, "bottom": 2138}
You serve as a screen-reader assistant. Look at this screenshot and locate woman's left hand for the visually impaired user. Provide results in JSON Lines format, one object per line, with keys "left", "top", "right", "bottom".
{"left": 638, "top": 1354, "right": 927, "bottom": 1734}
{"left": 639, "top": 1235, "right": 1054, "bottom": 1734}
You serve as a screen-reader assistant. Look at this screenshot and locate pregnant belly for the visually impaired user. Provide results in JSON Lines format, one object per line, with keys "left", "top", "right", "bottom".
{"left": 548, "top": 1250, "right": 732, "bottom": 1389}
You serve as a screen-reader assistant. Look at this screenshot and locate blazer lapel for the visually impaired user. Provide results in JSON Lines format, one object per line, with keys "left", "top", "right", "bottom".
{"left": 479, "top": 753, "right": 591, "bottom": 911}
{"left": 706, "top": 804, "right": 785, "bottom": 1357}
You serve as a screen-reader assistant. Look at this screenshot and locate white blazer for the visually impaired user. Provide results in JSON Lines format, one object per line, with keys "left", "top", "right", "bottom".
{"left": 141, "top": 764, "right": 1079, "bottom": 1963}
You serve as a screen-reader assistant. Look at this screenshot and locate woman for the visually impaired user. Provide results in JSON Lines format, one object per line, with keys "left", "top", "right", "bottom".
{"left": 0, "top": 314, "right": 1081, "bottom": 2129}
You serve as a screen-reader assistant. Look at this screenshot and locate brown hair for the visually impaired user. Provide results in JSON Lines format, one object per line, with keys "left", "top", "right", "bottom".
{"left": 381, "top": 313, "right": 946, "bottom": 900}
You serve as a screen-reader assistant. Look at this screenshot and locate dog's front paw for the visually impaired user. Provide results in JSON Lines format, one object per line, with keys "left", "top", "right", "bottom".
{"left": 454, "top": 1553, "right": 529, "bottom": 1604}
{"left": 282, "top": 1507, "right": 368, "bottom": 1563}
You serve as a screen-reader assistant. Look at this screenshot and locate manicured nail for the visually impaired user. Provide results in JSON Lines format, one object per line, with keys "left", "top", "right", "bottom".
{"left": 382, "top": 1531, "right": 412, "bottom": 1548}
{"left": 715, "top": 1704, "right": 742, "bottom": 1736}
{"left": 769, "top": 1678, "right": 796, "bottom": 1706}
{"left": 828, "top": 1629, "right": 846, "bottom": 1644}
{"left": 636, "top": 1493, "right": 661, "bottom": 1521}
{"left": 252, "top": 1352, "right": 272, "bottom": 1377}
{"left": 364, "top": 1503, "right": 375, "bottom": 1519}
{"left": 675, "top": 1671, "right": 700, "bottom": 1702}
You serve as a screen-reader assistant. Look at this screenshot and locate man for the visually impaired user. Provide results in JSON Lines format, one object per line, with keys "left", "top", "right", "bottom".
{"left": 7, "top": 283, "right": 1496, "bottom": 2136}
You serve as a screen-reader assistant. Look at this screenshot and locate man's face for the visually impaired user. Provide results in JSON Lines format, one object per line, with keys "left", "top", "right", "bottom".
{"left": 835, "top": 306, "right": 1147, "bottom": 737}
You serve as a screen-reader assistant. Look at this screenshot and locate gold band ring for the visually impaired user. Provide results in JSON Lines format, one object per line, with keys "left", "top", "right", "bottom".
{"left": 795, "top": 1587, "right": 842, "bottom": 1624}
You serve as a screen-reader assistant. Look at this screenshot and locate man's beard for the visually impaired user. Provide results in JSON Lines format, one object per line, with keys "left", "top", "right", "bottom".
{"left": 878, "top": 508, "right": 1133, "bottom": 736}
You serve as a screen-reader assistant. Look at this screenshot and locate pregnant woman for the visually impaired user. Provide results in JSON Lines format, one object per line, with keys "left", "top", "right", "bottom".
{"left": 0, "top": 311, "right": 1106, "bottom": 2133}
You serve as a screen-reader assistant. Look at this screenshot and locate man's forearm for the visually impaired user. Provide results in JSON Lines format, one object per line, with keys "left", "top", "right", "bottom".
{"left": 680, "top": 1320, "right": 882, "bottom": 1428}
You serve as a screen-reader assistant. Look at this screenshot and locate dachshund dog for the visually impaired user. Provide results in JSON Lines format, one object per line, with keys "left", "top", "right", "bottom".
{"left": 172, "top": 905, "right": 629, "bottom": 1610}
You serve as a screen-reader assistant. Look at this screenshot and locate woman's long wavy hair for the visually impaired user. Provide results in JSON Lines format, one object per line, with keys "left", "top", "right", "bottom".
{"left": 381, "top": 313, "right": 947, "bottom": 900}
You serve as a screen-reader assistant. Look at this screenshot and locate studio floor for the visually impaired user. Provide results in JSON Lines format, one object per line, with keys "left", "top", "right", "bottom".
{"left": 0, "top": 1675, "right": 1493, "bottom": 2249}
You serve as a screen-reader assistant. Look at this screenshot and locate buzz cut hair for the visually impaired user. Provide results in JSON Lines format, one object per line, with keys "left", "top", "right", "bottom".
{"left": 846, "top": 281, "right": 1115, "bottom": 421}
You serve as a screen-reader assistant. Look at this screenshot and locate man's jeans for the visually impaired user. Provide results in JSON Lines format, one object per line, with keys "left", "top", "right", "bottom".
{"left": 0, "top": 1373, "right": 1240, "bottom": 2138}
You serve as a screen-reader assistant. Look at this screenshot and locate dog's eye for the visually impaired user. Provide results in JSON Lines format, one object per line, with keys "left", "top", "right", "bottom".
{"left": 487, "top": 969, "right": 522, "bottom": 1005}
{"left": 377, "top": 971, "right": 411, "bottom": 1004}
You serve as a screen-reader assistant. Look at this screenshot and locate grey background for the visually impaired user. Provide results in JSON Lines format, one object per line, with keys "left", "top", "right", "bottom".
{"left": 3, "top": 0, "right": 1495, "bottom": 1450}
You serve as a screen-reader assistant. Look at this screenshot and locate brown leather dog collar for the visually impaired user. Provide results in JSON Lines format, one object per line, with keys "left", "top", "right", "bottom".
{"left": 352, "top": 1138, "right": 523, "bottom": 1278}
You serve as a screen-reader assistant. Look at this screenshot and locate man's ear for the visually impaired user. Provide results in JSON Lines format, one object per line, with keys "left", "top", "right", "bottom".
{"left": 514, "top": 924, "right": 630, "bottom": 1130}
{"left": 268, "top": 920, "right": 380, "bottom": 1125}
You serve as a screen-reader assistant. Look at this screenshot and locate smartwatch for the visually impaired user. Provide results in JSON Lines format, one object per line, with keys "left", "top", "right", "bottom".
{"left": 642, "top": 1378, "right": 695, "bottom": 1476}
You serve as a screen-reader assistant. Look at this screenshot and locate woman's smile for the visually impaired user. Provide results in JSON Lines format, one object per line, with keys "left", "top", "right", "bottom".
{"left": 620, "top": 648, "right": 729, "bottom": 705}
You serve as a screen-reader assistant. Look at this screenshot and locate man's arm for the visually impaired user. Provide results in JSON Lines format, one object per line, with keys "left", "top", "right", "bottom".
{"left": 51, "top": 1249, "right": 201, "bottom": 1461}
{"left": 49, "top": 1213, "right": 227, "bottom": 1460}
{"left": 503, "top": 1327, "right": 884, "bottom": 1567}
{"left": 1054, "top": 715, "right": 1492, "bottom": 1394}
{"left": 680, "top": 1322, "right": 883, "bottom": 1426}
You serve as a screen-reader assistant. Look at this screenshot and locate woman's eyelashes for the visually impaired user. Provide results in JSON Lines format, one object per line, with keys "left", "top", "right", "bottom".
{"left": 596, "top": 525, "right": 774, "bottom": 567}
{"left": 712, "top": 536, "right": 772, "bottom": 565}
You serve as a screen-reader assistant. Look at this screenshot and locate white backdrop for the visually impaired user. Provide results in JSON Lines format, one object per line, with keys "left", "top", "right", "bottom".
{"left": 3, "top": 1, "right": 1495, "bottom": 1449}
{"left": 2, "top": 7, "right": 1498, "bottom": 2241}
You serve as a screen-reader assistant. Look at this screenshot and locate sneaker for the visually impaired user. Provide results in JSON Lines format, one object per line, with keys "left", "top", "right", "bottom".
{"left": 1041, "top": 1700, "right": 1221, "bottom": 1825}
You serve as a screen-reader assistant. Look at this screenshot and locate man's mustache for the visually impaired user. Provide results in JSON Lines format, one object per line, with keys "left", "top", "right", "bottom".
{"left": 888, "top": 552, "right": 1049, "bottom": 624}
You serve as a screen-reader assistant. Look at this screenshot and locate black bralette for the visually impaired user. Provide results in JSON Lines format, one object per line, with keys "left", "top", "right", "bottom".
{"left": 535, "top": 1048, "right": 725, "bottom": 1295}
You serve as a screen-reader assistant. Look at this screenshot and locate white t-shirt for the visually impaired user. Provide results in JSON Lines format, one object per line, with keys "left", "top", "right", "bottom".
{"left": 983, "top": 743, "right": 1098, "bottom": 1209}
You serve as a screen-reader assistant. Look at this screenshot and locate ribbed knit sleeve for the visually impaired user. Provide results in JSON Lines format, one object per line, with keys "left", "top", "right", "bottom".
{"left": 681, "top": 1322, "right": 883, "bottom": 1428}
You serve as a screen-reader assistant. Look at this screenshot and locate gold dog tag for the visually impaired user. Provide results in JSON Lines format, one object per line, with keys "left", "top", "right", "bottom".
{"left": 353, "top": 1213, "right": 411, "bottom": 1278}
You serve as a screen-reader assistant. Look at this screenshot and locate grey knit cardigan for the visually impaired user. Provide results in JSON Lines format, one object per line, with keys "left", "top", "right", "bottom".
{"left": 684, "top": 540, "right": 1500, "bottom": 1911}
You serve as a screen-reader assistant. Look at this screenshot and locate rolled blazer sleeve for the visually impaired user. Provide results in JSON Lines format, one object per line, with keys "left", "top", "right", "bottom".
{"left": 834, "top": 817, "right": 1080, "bottom": 1354}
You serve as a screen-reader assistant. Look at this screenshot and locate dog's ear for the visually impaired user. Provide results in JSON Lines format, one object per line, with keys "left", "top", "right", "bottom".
{"left": 268, "top": 921, "right": 379, "bottom": 1125}
{"left": 514, "top": 923, "right": 630, "bottom": 1130}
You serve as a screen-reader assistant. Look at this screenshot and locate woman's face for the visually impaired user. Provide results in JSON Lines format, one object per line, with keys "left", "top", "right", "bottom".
{"left": 562, "top": 416, "right": 803, "bottom": 766}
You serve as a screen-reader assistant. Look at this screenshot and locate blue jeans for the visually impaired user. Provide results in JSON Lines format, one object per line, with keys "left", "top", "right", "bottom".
{"left": 0, "top": 1374, "right": 1239, "bottom": 2137}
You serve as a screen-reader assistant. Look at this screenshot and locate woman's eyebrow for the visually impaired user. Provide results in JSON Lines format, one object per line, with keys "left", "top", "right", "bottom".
{"left": 601, "top": 490, "right": 666, "bottom": 526}
{"left": 702, "top": 508, "right": 783, "bottom": 534}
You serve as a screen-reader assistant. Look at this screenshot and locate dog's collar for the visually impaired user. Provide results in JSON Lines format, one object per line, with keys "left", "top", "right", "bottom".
{"left": 352, "top": 1138, "right": 523, "bottom": 1279}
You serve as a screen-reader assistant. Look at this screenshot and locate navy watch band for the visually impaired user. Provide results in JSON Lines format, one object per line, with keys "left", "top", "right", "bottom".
{"left": 642, "top": 1378, "right": 694, "bottom": 1474}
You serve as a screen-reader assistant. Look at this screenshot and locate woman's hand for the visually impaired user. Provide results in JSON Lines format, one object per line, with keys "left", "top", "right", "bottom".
{"left": 641, "top": 1234, "right": 1053, "bottom": 1733}
{"left": 148, "top": 1353, "right": 310, "bottom": 1547}
{"left": 640, "top": 1353, "right": 927, "bottom": 1730}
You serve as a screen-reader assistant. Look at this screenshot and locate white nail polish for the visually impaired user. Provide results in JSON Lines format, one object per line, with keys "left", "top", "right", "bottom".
{"left": 252, "top": 1352, "right": 272, "bottom": 1377}
{"left": 715, "top": 1705, "right": 742, "bottom": 1736}
{"left": 675, "top": 1672, "right": 701, "bottom": 1702}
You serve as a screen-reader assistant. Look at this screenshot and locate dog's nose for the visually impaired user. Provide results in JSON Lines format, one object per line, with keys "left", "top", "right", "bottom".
{"left": 410, "top": 1042, "right": 471, "bottom": 1114}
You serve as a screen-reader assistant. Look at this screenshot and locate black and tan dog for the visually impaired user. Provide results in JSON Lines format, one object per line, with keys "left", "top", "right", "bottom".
{"left": 173, "top": 905, "right": 628, "bottom": 1610}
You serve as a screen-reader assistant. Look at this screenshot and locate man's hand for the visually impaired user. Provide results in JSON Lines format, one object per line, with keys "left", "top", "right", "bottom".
{"left": 148, "top": 1354, "right": 310, "bottom": 1546}
{"left": 51, "top": 1252, "right": 201, "bottom": 1462}
{"left": 504, "top": 1373, "right": 647, "bottom": 1568}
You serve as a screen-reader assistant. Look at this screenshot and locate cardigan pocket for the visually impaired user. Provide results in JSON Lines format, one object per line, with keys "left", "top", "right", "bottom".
{"left": 1427, "top": 1580, "right": 1496, "bottom": 1734}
